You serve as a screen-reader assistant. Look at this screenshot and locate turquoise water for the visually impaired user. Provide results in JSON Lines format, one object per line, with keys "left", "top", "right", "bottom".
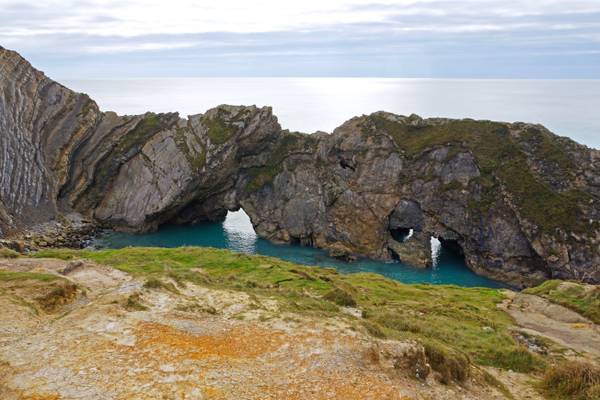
{"left": 94, "top": 210, "right": 506, "bottom": 288}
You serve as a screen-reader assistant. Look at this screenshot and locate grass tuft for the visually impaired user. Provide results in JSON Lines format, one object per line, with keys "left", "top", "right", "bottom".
{"left": 125, "top": 293, "right": 148, "bottom": 311}
{"left": 323, "top": 287, "right": 357, "bottom": 307}
{"left": 36, "top": 283, "right": 78, "bottom": 312}
{"left": 423, "top": 339, "right": 471, "bottom": 384}
{"left": 0, "top": 248, "right": 20, "bottom": 258}
{"left": 541, "top": 360, "right": 600, "bottom": 400}
{"left": 484, "top": 346, "right": 545, "bottom": 373}
{"left": 143, "top": 278, "right": 180, "bottom": 294}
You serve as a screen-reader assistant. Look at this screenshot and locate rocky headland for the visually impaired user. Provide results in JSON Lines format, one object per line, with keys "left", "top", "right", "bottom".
{"left": 1, "top": 45, "right": 599, "bottom": 287}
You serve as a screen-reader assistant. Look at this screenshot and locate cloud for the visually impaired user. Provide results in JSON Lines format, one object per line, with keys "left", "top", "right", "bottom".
{"left": 0, "top": 0, "right": 599, "bottom": 77}
{"left": 83, "top": 41, "right": 200, "bottom": 54}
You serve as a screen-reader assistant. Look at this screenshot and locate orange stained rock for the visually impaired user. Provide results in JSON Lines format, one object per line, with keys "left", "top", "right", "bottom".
{"left": 134, "top": 322, "right": 287, "bottom": 361}
{"left": 20, "top": 394, "right": 61, "bottom": 400}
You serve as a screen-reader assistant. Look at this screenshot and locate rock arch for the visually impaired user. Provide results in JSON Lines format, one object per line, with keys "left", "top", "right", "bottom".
{"left": 1, "top": 46, "right": 599, "bottom": 287}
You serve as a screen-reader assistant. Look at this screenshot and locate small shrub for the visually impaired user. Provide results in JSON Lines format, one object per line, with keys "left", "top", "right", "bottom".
{"left": 143, "top": 278, "right": 179, "bottom": 294}
{"left": 323, "top": 287, "right": 356, "bottom": 307}
{"left": 423, "top": 340, "right": 471, "bottom": 384}
{"left": 0, "top": 248, "right": 20, "bottom": 258}
{"left": 541, "top": 360, "right": 600, "bottom": 400}
{"left": 37, "top": 283, "right": 78, "bottom": 311}
{"left": 176, "top": 302, "right": 217, "bottom": 314}
{"left": 125, "top": 293, "right": 148, "bottom": 311}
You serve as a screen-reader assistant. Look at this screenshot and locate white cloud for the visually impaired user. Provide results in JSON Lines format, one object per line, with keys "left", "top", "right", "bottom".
{"left": 82, "top": 41, "right": 199, "bottom": 54}
{"left": 1, "top": 0, "right": 599, "bottom": 38}
{"left": 1, "top": 0, "right": 598, "bottom": 77}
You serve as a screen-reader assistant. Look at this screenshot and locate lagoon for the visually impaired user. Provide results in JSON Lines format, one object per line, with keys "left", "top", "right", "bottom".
{"left": 95, "top": 210, "right": 506, "bottom": 288}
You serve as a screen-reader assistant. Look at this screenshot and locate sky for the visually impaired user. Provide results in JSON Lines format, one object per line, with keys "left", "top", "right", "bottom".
{"left": 1, "top": 0, "right": 600, "bottom": 78}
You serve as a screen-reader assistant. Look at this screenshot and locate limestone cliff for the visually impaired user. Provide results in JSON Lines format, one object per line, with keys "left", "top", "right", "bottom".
{"left": 1, "top": 46, "right": 599, "bottom": 287}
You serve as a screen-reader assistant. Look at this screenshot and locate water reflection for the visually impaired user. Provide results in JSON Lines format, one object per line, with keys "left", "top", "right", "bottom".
{"left": 222, "top": 209, "right": 257, "bottom": 253}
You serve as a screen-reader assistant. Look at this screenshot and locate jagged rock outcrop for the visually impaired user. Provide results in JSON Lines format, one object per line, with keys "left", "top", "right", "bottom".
{"left": 1, "top": 45, "right": 599, "bottom": 287}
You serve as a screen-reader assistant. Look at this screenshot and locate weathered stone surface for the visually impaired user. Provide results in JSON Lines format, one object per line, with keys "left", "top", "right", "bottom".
{"left": 388, "top": 237, "right": 432, "bottom": 268}
{"left": 1, "top": 46, "right": 599, "bottom": 287}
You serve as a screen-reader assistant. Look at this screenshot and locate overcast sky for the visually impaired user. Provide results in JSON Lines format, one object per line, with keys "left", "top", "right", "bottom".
{"left": 2, "top": 0, "right": 599, "bottom": 78}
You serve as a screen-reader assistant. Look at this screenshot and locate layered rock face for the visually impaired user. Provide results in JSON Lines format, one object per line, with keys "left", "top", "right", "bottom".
{"left": 1, "top": 46, "right": 599, "bottom": 287}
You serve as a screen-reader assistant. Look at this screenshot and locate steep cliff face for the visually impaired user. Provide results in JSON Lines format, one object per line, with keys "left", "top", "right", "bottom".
{"left": 1, "top": 46, "right": 599, "bottom": 287}
{"left": 0, "top": 46, "right": 100, "bottom": 235}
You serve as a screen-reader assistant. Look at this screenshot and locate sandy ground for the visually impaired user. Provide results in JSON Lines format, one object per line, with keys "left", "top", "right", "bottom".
{"left": 0, "top": 258, "right": 515, "bottom": 400}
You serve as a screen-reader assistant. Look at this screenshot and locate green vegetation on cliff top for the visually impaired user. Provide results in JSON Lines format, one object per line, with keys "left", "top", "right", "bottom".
{"left": 202, "top": 110, "right": 239, "bottom": 145}
{"left": 35, "top": 246, "right": 546, "bottom": 378}
{"left": 364, "top": 116, "right": 593, "bottom": 235}
{"left": 244, "top": 131, "right": 318, "bottom": 192}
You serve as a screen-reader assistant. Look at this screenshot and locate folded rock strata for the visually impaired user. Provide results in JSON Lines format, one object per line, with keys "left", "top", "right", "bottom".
{"left": 1, "top": 45, "right": 599, "bottom": 287}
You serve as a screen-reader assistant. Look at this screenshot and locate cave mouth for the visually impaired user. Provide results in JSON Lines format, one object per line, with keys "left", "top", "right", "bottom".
{"left": 431, "top": 237, "right": 466, "bottom": 267}
{"left": 440, "top": 238, "right": 465, "bottom": 257}
{"left": 390, "top": 227, "right": 414, "bottom": 242}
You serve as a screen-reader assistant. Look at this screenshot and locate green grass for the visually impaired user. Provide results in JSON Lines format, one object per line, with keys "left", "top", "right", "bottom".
{"left": 520, "top": 128, "right": 576, "bottom": 175}
{"left": 0, "top": 270, "right": 62, "bottom": 282}
{"left": 202, "top": 110, "right": 239, "bottom": 145}
{"left": 524, "top": 280, "right": 600, "bottom": 324}
{"left": 344, "top": 272, "right": 544, "bottom": 372}
{"left": 33, "top": 246, "right": 546, "bottom": 378}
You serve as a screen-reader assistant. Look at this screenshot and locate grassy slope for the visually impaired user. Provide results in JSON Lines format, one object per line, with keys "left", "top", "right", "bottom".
{"left": 34, "top": 247, "right": 545, "bottom": 376}
{"left": 524, "top": 280, "right": 600, "bottom": 324}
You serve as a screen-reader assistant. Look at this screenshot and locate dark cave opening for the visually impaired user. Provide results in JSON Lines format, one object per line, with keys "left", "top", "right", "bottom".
{"left": 439, "top": 238, "right": 465, "bottom": 258}
{"left": 390, "top": 227, "right": 413, "bottom": 242}
{"left": 429, "top": 236, "right": 467, "bottom": 268}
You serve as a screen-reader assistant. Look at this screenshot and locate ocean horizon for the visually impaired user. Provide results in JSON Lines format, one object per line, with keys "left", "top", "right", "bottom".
{"left": 63, "top": 77, "right": 600, "bottom": 149}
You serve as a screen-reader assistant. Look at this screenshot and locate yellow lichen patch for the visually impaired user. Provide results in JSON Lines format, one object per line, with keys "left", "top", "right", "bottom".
{"left": 201, "top": 386, "right": 226, "bottom": 399}
{"left": 570, "top": 322, "right": 589, "bottom": 329}
{"left": 20, "top": 394, "right": 61, "bottom": 400}
{"left": 134, "top": 322, "right": 287, "bottom": 361}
